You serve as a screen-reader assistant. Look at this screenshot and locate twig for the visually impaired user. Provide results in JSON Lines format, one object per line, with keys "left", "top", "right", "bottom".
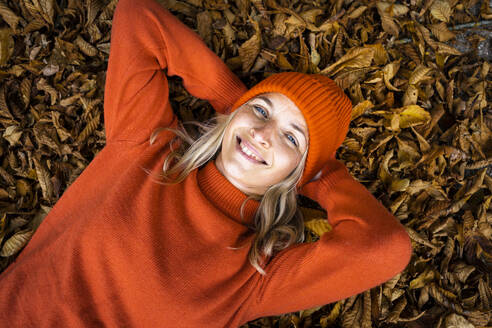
{"left": 394, "top": 20, "right": 492, "bottom": 45}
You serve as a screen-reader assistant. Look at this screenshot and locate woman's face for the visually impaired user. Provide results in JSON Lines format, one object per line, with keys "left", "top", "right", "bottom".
{"left": 216, "top": 92, "right": 308, "bottom": 196}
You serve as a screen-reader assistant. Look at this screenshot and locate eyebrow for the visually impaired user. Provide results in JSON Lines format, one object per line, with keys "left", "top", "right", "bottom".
{"left": 291, "top": 123, "right": 307, "bottom": 142}
{"left": 257, "top": 96, "right": 273, "bottom": 108}
{"left": 256, "top": 96, "right": 308, "bottom": 144}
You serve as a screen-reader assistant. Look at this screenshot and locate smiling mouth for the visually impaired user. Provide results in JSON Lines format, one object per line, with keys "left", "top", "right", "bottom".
{"left": 236, "top": 136, "right": 267, "bottom": 165}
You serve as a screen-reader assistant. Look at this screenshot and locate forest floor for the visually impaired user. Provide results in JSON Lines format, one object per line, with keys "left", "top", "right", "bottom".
{"left": 0, "top": 0, "right": 491, "bottom": 327}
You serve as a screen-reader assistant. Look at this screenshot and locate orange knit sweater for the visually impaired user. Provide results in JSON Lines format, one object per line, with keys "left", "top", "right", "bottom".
{"left": 0, "top": 0, "right": 412, "bottom": 326}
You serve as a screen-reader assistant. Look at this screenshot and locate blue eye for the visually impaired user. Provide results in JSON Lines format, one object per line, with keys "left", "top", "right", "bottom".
{"left": 287, "top": 134, "right": 297, "bottom": 146}
{"left": 254, "top": 105, "right": 268, "bottom": 118}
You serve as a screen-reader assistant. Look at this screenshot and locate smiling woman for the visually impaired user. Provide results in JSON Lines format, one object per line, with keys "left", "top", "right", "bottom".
{"left": 152, "top": 71, "right": 358, "bottom": 278}
{"left": 216, "top": 92, "right": 308, "bottom": 196}
{"left": 0, "top": 0, "right": 412, "bottom": 327}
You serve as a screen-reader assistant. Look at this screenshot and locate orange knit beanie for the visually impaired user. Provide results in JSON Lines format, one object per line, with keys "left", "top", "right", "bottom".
{"left": 230, "top": 72, "right": 353, "bottom": 187}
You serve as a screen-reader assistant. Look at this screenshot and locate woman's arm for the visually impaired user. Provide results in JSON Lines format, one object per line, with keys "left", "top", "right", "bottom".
{"left": 247, "top": 153, "right": 412, "bottom": 319}
{"left": 104, "top": 0, "right": 247, "bottom": 144}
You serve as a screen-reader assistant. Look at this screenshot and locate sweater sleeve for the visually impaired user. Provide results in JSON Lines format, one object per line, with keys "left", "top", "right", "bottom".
{"left": 248, "top": 154, "right": 412, "bottom": 319}
{"left": 104, "top": 0, "right": 247, "bottom": 144}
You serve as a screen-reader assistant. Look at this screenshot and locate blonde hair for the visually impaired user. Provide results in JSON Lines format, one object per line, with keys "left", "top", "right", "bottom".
{"left": 145, "top": 110, "right": 307, "bottom": 275}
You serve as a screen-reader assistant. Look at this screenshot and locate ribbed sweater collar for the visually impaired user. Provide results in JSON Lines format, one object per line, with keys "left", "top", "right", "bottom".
{"left": 197, "top": 160, "right": 260, "bottom": 227}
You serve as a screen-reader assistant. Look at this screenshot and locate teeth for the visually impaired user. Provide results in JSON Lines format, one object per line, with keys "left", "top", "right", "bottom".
{"left": 240, "top": 143, "right": 262, "bottom": 162}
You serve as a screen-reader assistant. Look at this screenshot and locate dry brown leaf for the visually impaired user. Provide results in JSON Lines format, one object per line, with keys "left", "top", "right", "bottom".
{"left": 430, "top": 22, "right": 456, "bottom": 42}
{"left": 382, "top": 61, "right": 401, "bottom": 91}
{"left": 51, "top": 111, "right": 72, "bottom": 142}
{"left": 86, "top": 0, "right": 105, "bottom": 27}
{"left": 361, "top": 290, "right": 371, "bottom": 328}
{"left": 0, "top": 229, "right": 33, "bottom": 257}
{"left": 238, "top": 22, "right": 261, "bottom": 72}
{"left": 386, "top": 296, "right": 407, "bottom": 323}
{"left": 376, "top": 2, "right": 401, "bottom": 37}
{"left": 320, "top": 301, "right": 341, "bottom": 326}
{"left": 75, "top": 35, "right": 99, "bottom": 57}
{"left": 0, "top": 1, "right": 22, "bottom": 31}
{"left": 76, "top": 112, "right": 101, "bottom": 144}
{"left": 409, "top": 66, "right": 432, "bottom": 85}
{"left": 348, "top": 6, "right": 367, "bottom": 19}
{"left": 20, "top": 77, "right": 32, "bottom": 108}
{"left": 444, "top": 313, "right": 474, "bottom": 328}
{"left": 402, "top": 84, "right": 419, "bottom": 106}
{"left": 32, "top": 156, "right": 53, "bottom": 201}
{"left": 321, "top": 47, "right": 374, "bottom": 76}
{"left": 436, "top": 42, "right": 462, "bottom": 56}
{"left": 430, "top": 0, "right": 452, "bottom": 22}
{"left": 0, "top": 28, "right": 14, "bottom": 67}
{"left": 3, "top": 125, "right": 22, "bottom": 146}
{"left": 196, "top": 10, "right": 212, "bottom": 45}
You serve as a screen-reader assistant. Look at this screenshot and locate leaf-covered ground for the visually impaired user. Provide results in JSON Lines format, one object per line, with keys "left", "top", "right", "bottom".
{"left": 0, "top": 0, "right": 491, "bottom": 327}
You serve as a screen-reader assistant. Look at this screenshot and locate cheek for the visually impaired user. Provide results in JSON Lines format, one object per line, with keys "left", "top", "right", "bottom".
{"left": 275, "top": 145, "right": 300, "bottom": 173}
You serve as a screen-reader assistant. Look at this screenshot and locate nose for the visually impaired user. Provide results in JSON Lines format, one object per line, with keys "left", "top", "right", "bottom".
{"left": 250, "top": 124, "right": 272, "bottom": 148}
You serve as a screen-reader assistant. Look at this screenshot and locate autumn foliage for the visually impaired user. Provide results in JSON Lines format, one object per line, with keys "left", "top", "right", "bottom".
{"left": 0, "top": 0, "right": 491, "bottom": 327}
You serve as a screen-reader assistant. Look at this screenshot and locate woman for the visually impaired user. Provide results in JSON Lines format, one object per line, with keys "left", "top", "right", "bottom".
{"left": 0, "top": 0, "right": 412, "bottom": 326}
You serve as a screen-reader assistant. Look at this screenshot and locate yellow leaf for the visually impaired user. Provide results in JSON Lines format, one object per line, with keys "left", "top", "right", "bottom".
{"left": 351, "top": 100, "right": 374, "bottom": 120}
{"left": 0, "top": 229, "right": 33, "bottom": 257}
{"left": 409, "top": 268, "right": 436, "bottom": 289}
{"left": 305, "top": 219, "right": 332, "bottom": 236}
{"left": 27, "top": 168, "right": 37, "bottom": 180}
{"left": 399, "top": 105, "right": 431, "bottom": 128}
{"left": 391, "top": 178, "right": 410, "bottom": 192}
{"left": 16, "top": 179, "right": 30, "bottom": 197}
{"left": 276, "top": 52, "right": 294, "bottom": 70}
